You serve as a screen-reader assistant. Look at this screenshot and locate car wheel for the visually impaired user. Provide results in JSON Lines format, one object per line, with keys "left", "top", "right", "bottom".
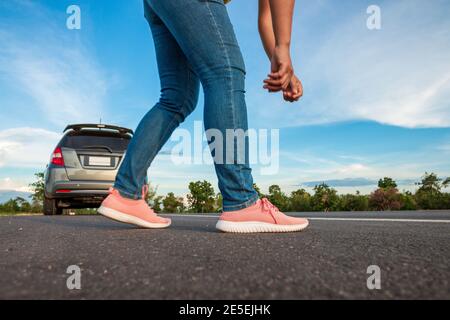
{"left": 43, "top": 197, "right": 63, "bottom": 215}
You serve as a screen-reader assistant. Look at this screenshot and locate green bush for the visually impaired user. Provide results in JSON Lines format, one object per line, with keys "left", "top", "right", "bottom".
{"left": 3, "top": 172, "right": 449, "bottom": 215}
{"left": 290, "top": 189, "right": 312, "bottom": 212}
{"left": 268, "top": 185, "right": 290, "bottom": 212}
{"left": 399, "top": 191, "right": 417, "bottom": 210}
{"left": 311, "top": 183, "right": 340, "bottom": 212}
{"left": 339, "top": 192, "right": 369, "bottom": 211}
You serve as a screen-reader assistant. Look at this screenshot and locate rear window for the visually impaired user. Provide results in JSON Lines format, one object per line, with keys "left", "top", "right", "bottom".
{"left": 60, "top": 131, "right": 131, "bottom": 152}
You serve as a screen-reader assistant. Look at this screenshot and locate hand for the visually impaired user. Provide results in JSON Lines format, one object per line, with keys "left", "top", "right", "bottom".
{"left": 282, "top": 74, "right": 303, "bottom": 102}
{"left": 263, "top": 45, "right": 294, "bottom": 92}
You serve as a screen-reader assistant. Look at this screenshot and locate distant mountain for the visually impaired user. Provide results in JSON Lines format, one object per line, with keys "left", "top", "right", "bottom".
{"left": 300, "top": 177, "right": 419, "bottom": 188}
{"left": 0, "top": 190, "right": 33, "bottom": 204}
{"left": 300, "top": 178, "right": 377, "bottom": 188}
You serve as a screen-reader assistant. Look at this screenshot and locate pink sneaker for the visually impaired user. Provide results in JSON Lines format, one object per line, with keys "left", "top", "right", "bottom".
{"left": 216, "top": 198, "right": 309, "bottom": 233}
{"left": 98, "top": 187, "right": 171, "bottom": 229}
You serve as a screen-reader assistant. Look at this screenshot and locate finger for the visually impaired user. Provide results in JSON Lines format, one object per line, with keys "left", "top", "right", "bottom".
{"left": 290, "top": 86, "right": 302, "bottom": 100}
{"left": 264, "top": 78, "right": 284, "bottom": 87}
{"left": 291, "top": 82, "right": 299, "bottom": 95}
{"left": 264, "top": 83, "right": 283, "bottom": 90}
{"left": 279, "top": 74, "right": 292, "bottom": 90}
{"left": 293, "top": 88, "right": 303, "bottom": 99}
{"left": 292, "top": 93, "right": 301, "bottom": 100}
{"left": 291, "top": 83, "right": 301, "bottom": 96}
{"left": 268, "top": 73, "right": 283, "bottom": 81}
{"left": 263, "top": 84, "right": 283, "bottom": 92}
{"left": 263, "top": 84, "right": 281, "bottom": 91}
{"left": 285, "top": 95, "right": 295, "bottom": 102}
{"left": 283, "top": 90, "right": 295, "bottom": 102}
{"left": 295, "top": 83, "right": 304, "bottom": 97}
{"left": 291, "top": 89, "right": 303, "bottom": 101}
{"left": 266, "top": 73, "right": 292, "bottom": 87}
{"left": 270, "top": 63, "right": 290, "bottom": 80}
{"left": 281, "top": 71, "right": 294, "bottom": 88}
{"left": 268, "top": 72, "right": 281, "bottom": 79}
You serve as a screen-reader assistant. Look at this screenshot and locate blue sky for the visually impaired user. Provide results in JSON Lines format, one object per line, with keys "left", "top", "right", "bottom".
{"left": 0, "top": 0, "right": 449, "bottom": 196}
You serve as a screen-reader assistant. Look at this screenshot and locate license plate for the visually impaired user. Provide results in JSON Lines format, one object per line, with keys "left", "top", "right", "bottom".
{"left": 88, "top": 156, "right": 111, "bottom": 166}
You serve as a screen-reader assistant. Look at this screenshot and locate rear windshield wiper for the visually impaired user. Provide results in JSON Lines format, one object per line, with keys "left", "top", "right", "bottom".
{"left": 79, "top": 145, "right": 113, "bottom": 153}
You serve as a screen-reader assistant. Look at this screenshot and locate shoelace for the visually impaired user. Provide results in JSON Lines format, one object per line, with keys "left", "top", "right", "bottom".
{"left": 261, "top": 198, "right": 279, "bottom": 224}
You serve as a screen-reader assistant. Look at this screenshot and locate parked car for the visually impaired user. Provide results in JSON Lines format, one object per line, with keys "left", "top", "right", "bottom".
{"left": 43, "top": 124, "right": 133, "bottom": 215}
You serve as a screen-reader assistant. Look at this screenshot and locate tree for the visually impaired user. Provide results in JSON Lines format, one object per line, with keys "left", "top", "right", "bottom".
{"left": 369, "top": 188, "right": 401, "bottom": 211}
{"left": 16, "top": 197, "right": 31, "bottom": 212}
{"left": 289, "top": 189, "right": 312, "bottom": 212}
{"left": 152, "top": 196, "right": 163, "bottom": 212}
{"left": 378, "top": 177, "right": 397, "bottom": 189}
{"left": 0, "top": 197, "right": 33, "bottom": 214}
{"left": 442, "top": 177, "right": 450, "bottom": 188}
{"left": 416, "top": 172, "right": 441, "bottom": 194}
{"left": 339, "top": 192, "right": 369, "bottom": 211}
{"left": 443, "top": 177, "right": 450, "bottom": 188}
{"left": 439, "top": 192, "right": 450, "bottom": 210}
{"left": 311, "top": 183, "right": 339, "bottom": 212}
{"left": 214, "top": 193, "right": 223, "bottom": 213}
{"left": 145, "top": 183, "right": 163, "bottom": 213}
{"left": 1, "top": 198, "right": 20, "bottom": 213}
{"left": 415, "top": 172, "right": 443, "bottom": 209}
{"left": 399, "top": 191, "right": 417, "bottom": 211}
{"left": 268, "top": 185, "right": 290, "bottom": 211}
{"left": 187, "top": 180, "right": 216, "bottom": 213}
{"left": 253, "top": 183, "right": 264, "bottom": 198}
{"left": 162, "top": 192, "right": 184, "bottom": 213}
{"left": 29, "top": 172, "right": 45, "bottom": 204}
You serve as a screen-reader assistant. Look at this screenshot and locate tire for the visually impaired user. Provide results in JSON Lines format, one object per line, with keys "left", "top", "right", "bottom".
{"left": 43, "top": 197, "right": 63, "bottom": 216}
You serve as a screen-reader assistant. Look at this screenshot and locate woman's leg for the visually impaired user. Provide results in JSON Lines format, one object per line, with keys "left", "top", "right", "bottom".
{"left": 147, "top": 0, "right": 259, "bottom": 211}
{"left": 114, "top": 2, "right": 200, "bottom": 199}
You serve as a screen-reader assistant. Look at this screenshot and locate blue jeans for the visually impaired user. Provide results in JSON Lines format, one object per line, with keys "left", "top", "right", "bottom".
{"left": 114, "top": 0, "right": 259, "bottom": 211}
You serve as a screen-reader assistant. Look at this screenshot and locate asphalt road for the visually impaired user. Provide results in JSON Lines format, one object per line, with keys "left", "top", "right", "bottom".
{"left": 1, "top": 211, "right": 449, "bottom": 299}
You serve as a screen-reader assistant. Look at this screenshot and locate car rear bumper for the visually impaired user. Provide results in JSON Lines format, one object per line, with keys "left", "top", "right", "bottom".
{"left": 47, "top": 180, "right": 114, "bottom": 199}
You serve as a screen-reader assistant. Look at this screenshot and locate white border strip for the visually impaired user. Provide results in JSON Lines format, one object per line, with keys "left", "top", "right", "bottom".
{"left": 306, "top": 217, "right": 450, "bottom": 223}
{"left": 163, "top": 214, "right": 450, "bottom": 223}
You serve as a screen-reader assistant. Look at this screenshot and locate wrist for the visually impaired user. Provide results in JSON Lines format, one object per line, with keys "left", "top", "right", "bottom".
{"left": 275, "top": 42, "right": 291, "bottom": 50}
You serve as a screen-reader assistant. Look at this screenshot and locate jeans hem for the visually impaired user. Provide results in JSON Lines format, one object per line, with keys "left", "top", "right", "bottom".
{"left": 222, "top": 194, "right": 259, "bottom": 212}
{"left": 113, "top": 184, "right": 142, "bottom": 200}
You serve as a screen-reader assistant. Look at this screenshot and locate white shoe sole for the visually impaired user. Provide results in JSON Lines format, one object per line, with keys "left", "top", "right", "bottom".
{"left": 98, "top": 206, "right": 171, "bottom": 229}
{"left": 215, "top": 220, "right": 309, "bottom": 233}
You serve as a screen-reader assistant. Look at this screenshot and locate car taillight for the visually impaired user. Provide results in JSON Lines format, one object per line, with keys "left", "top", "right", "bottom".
{"left": 56, "top": 189, "right": 71, "bottom": 193}
{"left": 51, "top": 147, "right": 65, "bottom": 166}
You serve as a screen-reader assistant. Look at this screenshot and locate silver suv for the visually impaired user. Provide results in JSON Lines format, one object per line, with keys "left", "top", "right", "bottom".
{"left": 43, "top": 124, "right": 133, "bottom": 215}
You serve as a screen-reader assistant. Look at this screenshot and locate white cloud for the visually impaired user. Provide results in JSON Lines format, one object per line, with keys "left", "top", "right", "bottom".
{"left": 0, "top": 127, "right": 60, "bottom": 168}
{"left": 248, "top": 0, "right": 450, "bottom": 129}
{"left": 0, "top": 0, "right": 108, "bottom": 126}
{"left": 0, "top": 177, "right": 31, "bottom": 192}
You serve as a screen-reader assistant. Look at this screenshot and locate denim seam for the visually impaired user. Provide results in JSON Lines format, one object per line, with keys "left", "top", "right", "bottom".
{"left": 180, "top": 62, "right": 192, "bottom": 120}
{"left": 205, "top": 1, "right": 248, "bottom": 200}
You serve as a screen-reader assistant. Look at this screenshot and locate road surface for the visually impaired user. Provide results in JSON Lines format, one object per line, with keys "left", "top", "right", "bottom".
{"left": 1, "top": 211, "right": 449, "bottom": 299}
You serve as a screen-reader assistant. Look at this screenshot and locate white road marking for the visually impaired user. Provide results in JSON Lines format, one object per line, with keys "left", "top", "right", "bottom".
{"left": 304, "top": 217, "right": 450, "bottom": 223}
{"left": 163, "top": 214, "right": 450, "bottom": 223}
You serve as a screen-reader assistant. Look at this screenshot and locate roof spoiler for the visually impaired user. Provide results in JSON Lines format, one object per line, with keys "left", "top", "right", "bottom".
{"left": 63, "top": 124, "right": 133, "bottom": 135}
